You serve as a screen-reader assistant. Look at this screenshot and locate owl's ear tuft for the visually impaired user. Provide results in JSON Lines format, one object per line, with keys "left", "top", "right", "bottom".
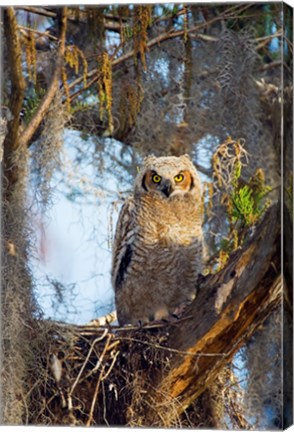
{"left": 180, "top": 154, "right": 192, "bottom": 162}
{"left": 143, "top": 154, "right": 157, "bottom": 165}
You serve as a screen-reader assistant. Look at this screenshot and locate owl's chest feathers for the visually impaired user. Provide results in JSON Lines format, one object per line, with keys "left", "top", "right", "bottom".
{"left": 136, "top": 193, "right": 203, "bottom": 247}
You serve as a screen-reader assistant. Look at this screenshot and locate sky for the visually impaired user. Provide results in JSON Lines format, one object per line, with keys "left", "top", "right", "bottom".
{"left": 30, "top": 130, "right": 137, "bottom": 324}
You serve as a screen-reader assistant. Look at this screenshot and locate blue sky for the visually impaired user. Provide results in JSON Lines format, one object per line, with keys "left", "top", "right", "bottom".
{"left": 30, "top": 131, "right": 132, "bottom": 323}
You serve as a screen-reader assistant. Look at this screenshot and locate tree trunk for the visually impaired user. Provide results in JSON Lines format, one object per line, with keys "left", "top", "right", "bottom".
{"left": 142, "top": 203, "right": 281, "bottom": 426}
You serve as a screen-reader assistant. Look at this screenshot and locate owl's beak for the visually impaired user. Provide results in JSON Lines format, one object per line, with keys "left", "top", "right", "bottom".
{"left": 162, "top": 179, "right": 173, "bottom": 197}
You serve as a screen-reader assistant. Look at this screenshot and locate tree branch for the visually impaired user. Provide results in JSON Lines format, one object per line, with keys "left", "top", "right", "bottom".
{"left": 256, "top": 30, "right": 283, "bottom": 50}
{"left": 15, "top": 6, "right": 129, "bottom": 33}
{"left": 15, "top": 6, "right": 56, "bottom": 18}
{"left": 2, "top": 7, "right": 26, "bottom": 181}
{"left": 67, "top": 8, "right": 248, "bottom": 102}
{"left": 18, "top": 25, "right": 58, "bottom": 41}
{"left": 144, "top": 203, "right": 281, "bottom": 426}
{"left": 17, "top": 7, "right": 68, "bottom": 150}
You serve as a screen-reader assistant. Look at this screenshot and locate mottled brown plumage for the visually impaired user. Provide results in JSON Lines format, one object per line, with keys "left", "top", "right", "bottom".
{"left": 111, "top": 155, "right": 205, "bottom": 325}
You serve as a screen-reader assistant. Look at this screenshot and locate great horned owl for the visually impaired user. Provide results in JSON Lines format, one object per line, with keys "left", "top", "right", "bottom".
{"left": 111, "top": 154, "right": 205, "bottom": 325}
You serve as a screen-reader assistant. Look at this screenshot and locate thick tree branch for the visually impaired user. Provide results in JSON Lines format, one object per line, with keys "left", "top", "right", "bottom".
{"left": 144, "top": 203, "right": 281, "bottom": 426}
{"left": 17, "top": 7, "right": 68, "bottom": 150}
{"left": 2, "top": 7, "right": 26, "bottom": 186}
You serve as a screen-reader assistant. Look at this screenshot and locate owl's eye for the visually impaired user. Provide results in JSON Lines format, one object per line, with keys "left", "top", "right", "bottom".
{"left": 174, "top": 173, "right": 184, "bottom": 183}
{"left": 152, "top": 174, "right": 162, "bottom": 183}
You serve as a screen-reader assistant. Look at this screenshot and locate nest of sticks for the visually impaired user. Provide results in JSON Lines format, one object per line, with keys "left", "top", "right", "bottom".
{"left": 26, "top": 309, "right": 249, "bottom": 428}
{"left": 27, "top": 312, "right": 182, "bottom": 427}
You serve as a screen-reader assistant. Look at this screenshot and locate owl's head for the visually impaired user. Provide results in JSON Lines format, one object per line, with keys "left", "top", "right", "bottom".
{"left": 135, "top": 154, "right": 201, "bottom": 199}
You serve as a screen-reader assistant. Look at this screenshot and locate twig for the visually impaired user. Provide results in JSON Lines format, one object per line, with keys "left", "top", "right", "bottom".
{"left": 101, "top": 350, "right": 120, "bottom": 380}
{"left": 45, "top": 314, "right": 196, "bottom": 336}
{"left": 86, "top": 334, "right": 112, "bottom": 426}
{"left": 101, "top": 382, "right": 109, "bottom": 426}
{"left": 15, "top": 6, "right": 128, "bottom": 33}
{"left": 118, "top": 336, "right": 228, "bottom": 358}
{"left": 79, "top": 340, "right": 120, "bottom": 383}
{"left": 256, "top": 31, "right": 282, "bottom": 50}
{"left": 259, "top": 60, "right": 292, "bottom": 73}
{"left": 259, "top": 60, "right": 282, "bottom": 72}
{"left": 284, "top": 34, "right": 293, "bottom": 51}
{"left": 17, "top": 25, "right": 58, "bottom": 41}
{"left": 15, "top": 6, "right": 56, "bottom": 18}
{"left": 255, "top": 30, "right": 282, "bottom": 43}
{"left": 67, "top": 329, "right": 108, "bottom": 403}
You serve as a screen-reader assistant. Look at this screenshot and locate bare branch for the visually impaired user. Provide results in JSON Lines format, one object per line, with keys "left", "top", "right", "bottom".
{"left": 68, "top": 329, "right": 108, "bottom": 400}
{"left": 86, "top": 334, "right": 112, "bottom": 427}
{"left": 256, "top": 31, "right": 283, "bottom": 50}
{"left": 15, "top": 6, "right": 56, "bottom": 18}
{"left": 15, "top": 6, "right": 129, "bottom": 33}
{"left": 18, "top": 25, "right": 58, "bottom": 41}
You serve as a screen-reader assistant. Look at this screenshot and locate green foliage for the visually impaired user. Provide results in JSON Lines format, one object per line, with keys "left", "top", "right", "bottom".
{"left": 70, "top": 100, "right": 92, "bottom": 115}
{"left": 22, "top": 88, "right": 46, "bottom": 124}
{"left": 207, "top": 139, "right": 272, "bottom": 273}
{"left": 231, "top": 171, "right": 272, "bottom": 227}
{"left": 231, "top": 185, "right": 255, "bottom": 225}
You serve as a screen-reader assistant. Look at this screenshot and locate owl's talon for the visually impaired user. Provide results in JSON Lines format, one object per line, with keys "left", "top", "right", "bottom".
{"left": 172, "top": 301, "right": 191, "bottom": 318}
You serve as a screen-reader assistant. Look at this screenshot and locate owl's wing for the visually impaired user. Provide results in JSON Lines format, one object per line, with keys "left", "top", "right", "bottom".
{"left": 111, "top": 196, "right": 136, "bottom": 292}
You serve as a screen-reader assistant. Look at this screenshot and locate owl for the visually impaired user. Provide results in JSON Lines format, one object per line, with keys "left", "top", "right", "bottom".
{"left": 111, "top": 154, "right": 205, "bottom": 325}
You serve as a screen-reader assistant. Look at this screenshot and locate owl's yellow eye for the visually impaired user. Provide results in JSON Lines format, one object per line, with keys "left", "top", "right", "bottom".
{"left": 174, "top": 173, "right": 184, "bottom": 183}
{"left": 152, "top": 174, "right": 162, "bottom": 183}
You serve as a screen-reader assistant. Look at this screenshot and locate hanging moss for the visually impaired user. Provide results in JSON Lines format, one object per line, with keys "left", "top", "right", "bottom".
{"left": 133, "top": 6, "right": 152, "bottom": 71}
{"left": 21, "top": 29, "right": 37, "bottom": 84}
{"left": 87, "top": 7, "right": 105, "bottom": 43}
{"left": 117, "top": 81, "right": 144, "bottom": 138}
{"left": 97, "top": 51, "right": 113, "bottom": 133}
